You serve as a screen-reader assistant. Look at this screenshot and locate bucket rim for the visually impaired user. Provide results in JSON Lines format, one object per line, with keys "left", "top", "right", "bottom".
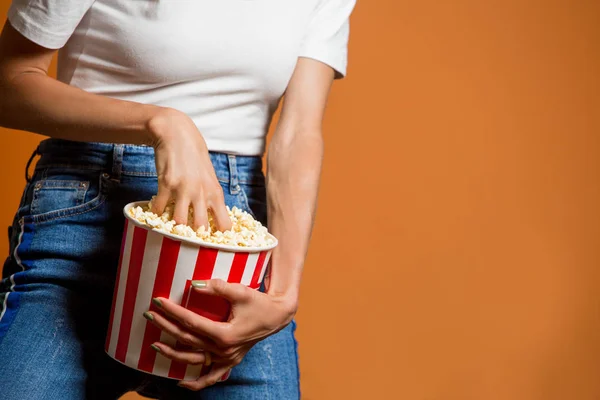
{"left": 123, "top": 201, "right": 278, "bottom": 253}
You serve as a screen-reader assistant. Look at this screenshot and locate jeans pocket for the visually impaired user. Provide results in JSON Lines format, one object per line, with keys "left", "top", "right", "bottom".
{"left": 30, "top": 179, "right": 90, "bottom": 215}
{"left": 26, "top": 171, "right": 109, "bottom": 224}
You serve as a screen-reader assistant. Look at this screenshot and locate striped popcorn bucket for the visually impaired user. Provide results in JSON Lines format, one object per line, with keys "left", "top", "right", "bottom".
{"left": 105, "top": 201, "right": 277, "bottom": 381}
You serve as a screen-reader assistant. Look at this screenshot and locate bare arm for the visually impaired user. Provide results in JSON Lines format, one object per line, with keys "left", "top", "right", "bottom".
{"left": 266, "top": 57, "right": 335, "bottom": 307}
{"left": 0, "top": 22, "right": 158, "bottom": 144}
{"left": 0, "top": 22, "right": 231, "bottom": 230}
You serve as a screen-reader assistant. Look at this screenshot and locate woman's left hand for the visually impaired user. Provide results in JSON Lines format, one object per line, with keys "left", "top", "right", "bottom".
{"left": 145, "top": 279, "right": 297, "bottom": 391}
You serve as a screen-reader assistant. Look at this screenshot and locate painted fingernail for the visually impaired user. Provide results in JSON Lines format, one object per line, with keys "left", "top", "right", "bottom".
{"left": 152, "top": 298, "right": 163, "bottom": 308}
{"left": 150, "top": 344, "right": 161, "bottom": 353}
{"left": 191, "top": 280, "right": 207, "bottom": 289}
{"left": 219, "top": 369, "right": 232, "bottom": 382}
{"left": 143, "top": 311, "right": 154, "bottom": 321}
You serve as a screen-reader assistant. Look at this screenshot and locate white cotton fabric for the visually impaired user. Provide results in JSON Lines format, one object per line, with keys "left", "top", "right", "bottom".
{"left": 8, "top": 0, "right": 355, "bottom": 155}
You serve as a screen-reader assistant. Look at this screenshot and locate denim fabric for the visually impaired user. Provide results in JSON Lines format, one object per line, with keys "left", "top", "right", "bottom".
{"left": 0, "top": 139, "right": 300, "bottom": 400}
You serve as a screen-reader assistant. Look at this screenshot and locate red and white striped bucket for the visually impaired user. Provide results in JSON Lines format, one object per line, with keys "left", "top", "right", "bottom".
{"left": 105, "top": 201, "right": 277, "bottom": 381}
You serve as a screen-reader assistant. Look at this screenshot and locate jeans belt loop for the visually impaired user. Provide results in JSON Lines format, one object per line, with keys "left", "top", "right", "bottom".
{"left": 112, "top": 144, "right": 125, "bottom": 181}
{"left": 228, "top": 154, "right": 240, "bottom": 194}
{"left": 25, "top": 146, "right": 40, "bottom": 183}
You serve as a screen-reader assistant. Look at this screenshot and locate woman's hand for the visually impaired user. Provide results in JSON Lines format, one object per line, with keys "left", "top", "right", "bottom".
{"left": 147, "top": 108, "right": 232, "bottom": 231}
{"left": 145, "top": 279, "right": 297, "bottom": 391}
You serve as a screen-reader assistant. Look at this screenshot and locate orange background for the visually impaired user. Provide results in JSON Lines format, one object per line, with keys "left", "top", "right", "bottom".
{"left": 1, "top": 0, "right": 600, "bottom": 399}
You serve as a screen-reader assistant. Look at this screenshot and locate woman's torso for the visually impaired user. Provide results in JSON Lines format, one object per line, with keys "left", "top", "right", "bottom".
{"left": 57, "top": 1, "right": 321, "bottom": 155}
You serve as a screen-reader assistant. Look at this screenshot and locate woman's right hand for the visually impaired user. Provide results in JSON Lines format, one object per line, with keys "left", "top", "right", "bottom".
{"left": 146, "top": 107, "right": 232, "bottom": 232}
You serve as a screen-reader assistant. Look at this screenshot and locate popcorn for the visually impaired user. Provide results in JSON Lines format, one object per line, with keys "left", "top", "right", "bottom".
{"left": 127, "top": 198, "right": 275, "bottom": 248}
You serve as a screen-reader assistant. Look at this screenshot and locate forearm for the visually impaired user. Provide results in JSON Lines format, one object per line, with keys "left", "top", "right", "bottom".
{"left": 0, "top": 71, "right": 159, "bottom": 144}
{"left": 266, "top": 128, "right": 323, "bottom": 307}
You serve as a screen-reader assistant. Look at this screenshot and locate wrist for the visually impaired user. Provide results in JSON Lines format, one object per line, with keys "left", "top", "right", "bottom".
{"left": 266, "top": 256, "right": 303, "bottom": 320}
{"left": 144, "top": 106, "right": 184, "bottom": 146}
{"left": 270, "top": 288, "right": 299, "bottom": 320}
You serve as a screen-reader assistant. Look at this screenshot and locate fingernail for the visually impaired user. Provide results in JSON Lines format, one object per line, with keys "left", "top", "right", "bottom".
{"left": 143, "top": 311, "right": 154, "bottom": 321}
{"left": 150, "top": 344, "right": 161, "bottom": 353}
{"left": 152, "top": 298, "right": 163, "bottom": 308}
{"left": 191, "top": 280, "right": 207, "bottom": 289}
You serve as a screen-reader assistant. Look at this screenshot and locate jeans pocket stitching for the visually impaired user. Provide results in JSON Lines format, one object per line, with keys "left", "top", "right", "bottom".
{"left": 28, "top": 175, "right": 108, "bottom": 224}
{"left": 236, "top": 186, "right": 258, "bottom": 220}
{"left": 30, "top": 180, "right": 90, "bottom": 215}
{"left": 28, "top": 193, "right": 107, "bottom": 224}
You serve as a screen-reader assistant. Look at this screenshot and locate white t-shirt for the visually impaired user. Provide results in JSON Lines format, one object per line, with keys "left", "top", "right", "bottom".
{"left": 8, "top": 0, "right": 355, "bottom": 155}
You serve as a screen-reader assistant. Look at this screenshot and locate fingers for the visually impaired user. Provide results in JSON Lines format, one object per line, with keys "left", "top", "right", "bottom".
{"left": 192, "top": 279, "right": 250, "bottom": 303}
{"left": 192, "top": 197, "right": 208, "bottom": 231}
{"left": 151, "top": 186, "right": 171, "bottom": 215}
{"left": 144, "top": 310, "right": 221, "bottom": 354}
{"left": 152, "top": 342, "right": 208, "bottom": 366}
{"left": 173, "top": 195, "right": 191, "bottom": 225}
{"left": 152, "top": 297, "right": 230, "bottom": 345}
{"left": 179, "top": 364, "right": 232, "bottom": 391}
{"left": 155, "top": 185, "right": 229, "bottom": 232}
{"left": 208, "top": 188, "right": 232, "bottom": 231}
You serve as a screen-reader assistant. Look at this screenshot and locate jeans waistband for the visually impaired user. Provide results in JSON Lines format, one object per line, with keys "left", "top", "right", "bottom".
{"left": 32, "top": 139, "right": 264, "bottom": 187}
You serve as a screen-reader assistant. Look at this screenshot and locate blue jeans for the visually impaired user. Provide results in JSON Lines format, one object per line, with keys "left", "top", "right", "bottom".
{"left": 0, "top": 139, "right": 300, "bottom": 400}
